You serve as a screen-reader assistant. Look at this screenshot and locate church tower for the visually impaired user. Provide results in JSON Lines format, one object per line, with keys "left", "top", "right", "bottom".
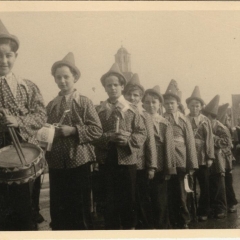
{"left": 114, "top": 46, "right": 133, "bottom": 81}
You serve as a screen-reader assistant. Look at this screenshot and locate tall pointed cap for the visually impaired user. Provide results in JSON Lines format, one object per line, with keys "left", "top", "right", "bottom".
{"left": 202, "top": 95, "right": 220, "bottom": 117}
{"left": 124, "top": 73, "right": 144, "bottom": 94}
{"left": 163, "top": 79, "right": 181, "bottom": 102}
{"left": 100, "top": 63, "right": 126, "bottom": 86}
{"left": 217, "top": 103, "right": 229, "bottom": 124}
{"left": 51, "top": 52, "right": 81, "bottom": 80}
{"left": 142, "top": 85, "right": 164, "bottom": 103}
{"left": 0, "top": 19, "right": 19, "bottom": 51}
{"left": 186, "top": 86, "right": 205, "bottom": 106}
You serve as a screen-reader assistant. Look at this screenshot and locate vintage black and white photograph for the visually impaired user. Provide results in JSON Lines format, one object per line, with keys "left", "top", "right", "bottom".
{"left": 0, "top": 2, "right": 240, "bottom": 236}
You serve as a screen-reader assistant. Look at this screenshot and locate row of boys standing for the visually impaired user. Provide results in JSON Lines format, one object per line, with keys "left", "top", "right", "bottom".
{"left": 0, "top": 19, "right": 237, "bottom": 231}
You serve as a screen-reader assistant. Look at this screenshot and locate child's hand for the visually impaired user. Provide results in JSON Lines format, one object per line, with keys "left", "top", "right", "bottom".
{"left": 189, "top": 170, "right": 195, "bottom": 175}
{"left": 207, "top": 159, "right": 213, "bottom": 168}
{"left": 58, "top": 125, "right": 76, "bottom": 137}
{"left": 112, "top": 133, "right": 128, "bottom": 146}
{"left": 164, "top": 175, "right": 171, "bottom": 181}
{"left": 148, "top": 169, "right": 155, "bottom": 180}
{"left": 4, "top": 115, "right": 18, "bottom": 128}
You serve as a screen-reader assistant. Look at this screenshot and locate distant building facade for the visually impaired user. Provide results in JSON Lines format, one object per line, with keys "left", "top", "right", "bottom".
{"left": 115, "top": 46, "right": 133, "bottom": 82}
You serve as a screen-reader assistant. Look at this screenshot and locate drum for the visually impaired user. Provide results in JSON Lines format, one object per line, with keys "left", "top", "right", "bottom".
{"left": 0, "top": 143, "right": 45, "bottom": 185}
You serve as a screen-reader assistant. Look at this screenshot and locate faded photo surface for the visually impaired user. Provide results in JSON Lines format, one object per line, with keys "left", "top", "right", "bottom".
{"left": 0, "top": 2, "right": 240, "bottom": 239}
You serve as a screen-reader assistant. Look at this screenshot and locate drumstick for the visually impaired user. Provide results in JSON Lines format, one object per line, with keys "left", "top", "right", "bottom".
{"left": 7, "top": 127, "right": 24, "bottom": 165}
{"left": 11, "top": 128, "right": 27, "bottom": 164}
{"left": 58, "top": 109, "right": 70, "bottom": 126}
{"left": 1, "top": 109, "right": 26, "bottom": 165}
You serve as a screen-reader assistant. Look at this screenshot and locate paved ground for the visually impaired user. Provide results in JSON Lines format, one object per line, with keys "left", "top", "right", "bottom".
{"left": 38, "top": 163, "right": 240, "bottom": 230}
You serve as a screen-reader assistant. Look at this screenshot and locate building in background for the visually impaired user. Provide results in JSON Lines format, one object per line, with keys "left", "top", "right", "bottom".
{"left": 115, "top": 46, "right": 133, "bottom": 81}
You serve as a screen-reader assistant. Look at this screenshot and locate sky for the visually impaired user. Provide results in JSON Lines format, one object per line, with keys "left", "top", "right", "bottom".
{"left": 1, "top": 11, "right": 240, "bottom": 108}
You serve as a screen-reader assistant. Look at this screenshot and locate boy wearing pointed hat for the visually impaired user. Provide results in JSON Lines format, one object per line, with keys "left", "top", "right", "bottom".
{"left": 142, "top": 85, "right": 176, "bottom": 229}
{"left": 186, "top": 86, "right": 215, "bottom": 221}
{"left": 95, "top": 63, "right": 146, "bottom": 230}
{"left": 123, "top": 74, "right": 158, "bottom": 229}
{"left": 202, "top": 95, "right": 228, "bottom": 219}
{"left": 163, "top": 79, "right": 198, "bottom": 229}
{"left": 217, "top": 104, "right": 238, "bottom": 213}
{"left": 46, "top": 52, "right": 102, "bottom": 230}
{"left": 0, "top": 20, "right": 46, "bottom": 230}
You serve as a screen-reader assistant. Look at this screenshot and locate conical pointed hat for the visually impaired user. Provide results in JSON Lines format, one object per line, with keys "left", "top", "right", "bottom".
{"left": 203, "top": 95, "right": 220, "bottom": 117}
{"left": 100, "top": 63, "right": 126, "bottom": 86}
{"left": 51, "top": 52, "right": 81, "bottom": 80}
{"left": 186, "top": 86, "right": 205, "bottom": 106}
{"left": 143, "top": 85, "right": 164, "bottom": 103}
{"left": 163, "top": 79, "right": 181, "bottom": 102}
{"left": 217, "top": 103, "right": 229, "bottom": 124}
{"left": 124, "top": 73, "right": 144, "bottom": 94}
{"left": 0, "top": 19, "right": 19, "bottom": 51}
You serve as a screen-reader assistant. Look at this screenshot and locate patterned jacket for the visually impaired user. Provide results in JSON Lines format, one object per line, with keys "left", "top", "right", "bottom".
{"left": 211, "top": 120, "right": 232, "bottom": 173}
{"left": 135, "top": 104, "right": 157, "bottom": 170}
{"left": 0, "top": 73, "right": 46, "bottom": 147}
{"left": 46, "top": 90, "right": 103, "bottom": 169}
{"left": 163, "top": 111, "right": 198, "bottom": 172}
{"left": 187, "top": 114, "right": 215, "bottom": 166}
{"left": 151, "top": 114, "right": 176, "bottom": 174}
{"left": 95, "top": 95, "right": 146, "bottom": 165}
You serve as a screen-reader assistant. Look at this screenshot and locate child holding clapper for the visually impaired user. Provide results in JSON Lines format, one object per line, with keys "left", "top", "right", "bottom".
{"left": 46, "top": 52, "right": 102, "bottom": 230}
{"left": 95, "top": 63, "right": 146, "bottom": 230}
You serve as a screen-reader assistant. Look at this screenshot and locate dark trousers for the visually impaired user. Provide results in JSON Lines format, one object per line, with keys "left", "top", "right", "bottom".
{"left": 32, "top": 175, "right": 41, "bottom": 215}
{"left": 209, "top": 173, "right": 227, "bottom": 215}
{"left": 168, "top": 172, "right": 190, "bottom": 227}
{"left": 225, "top": 170, "right": 238, "bottom": 207}
{"left": 195, "top": 166, "right": 210, "bottom": 216}
{"left": 101, "top": 162, "right": 137, "bottom": 230}
{"left": 149, "top": 172, "right": 170, "bottom": 229}
{"left": 135, "top": 169, "right": 152, "bottom": 229}
{"left": 49, "top": 163, "right": 93, "bottom": 230}
{"left": 0, "top": 181, "right": 36, "bottom": 230}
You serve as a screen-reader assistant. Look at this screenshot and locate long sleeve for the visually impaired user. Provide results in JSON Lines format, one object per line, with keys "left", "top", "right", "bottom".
{"left": 213, "top": 125, "right": 231, "bottom": 149}
{"left": 74, "top": 96, "right": 103, "bottom": 144}
{"left": 204, "top": 118, "right": 215, "bottom": 160}
{"left": 144, "top": 113, "right": 157, "bottom": 169}
{"left": 16, "top": 80, "right": 46, "bottom": 141}
{"left": 185, "top": 118, "right": 198, "bottom": 170}
{"left": 127, "top": 110, "right": 147, "bottom": 154}
{"left": 164, "top": 123, "right": 176, "bottom": 175}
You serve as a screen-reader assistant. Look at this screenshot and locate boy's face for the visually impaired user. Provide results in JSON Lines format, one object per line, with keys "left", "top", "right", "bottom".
{"left": 187, "top": 99, "right": 202, "bottom": 117}
{"left": 0, "top": 43, "right": 18, "bottom": 77}
{"left": 104, "top": 75, "right": 124, "bottom": 100}
{"left": 54, "top": 66, "right": 76, "bottom": 94}
{"left": 124, "top": 89, "right": 142, "bottom": 105}
{"left": 164, "top": 96, "right": 179, "bottom": 114}
{"left": 143, "top": 94, "right": 160, "bottom": 115}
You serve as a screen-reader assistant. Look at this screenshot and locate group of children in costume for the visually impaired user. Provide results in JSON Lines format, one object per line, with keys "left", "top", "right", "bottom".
{"left": 0, "top": 19, "right": 238, "bottom": 231}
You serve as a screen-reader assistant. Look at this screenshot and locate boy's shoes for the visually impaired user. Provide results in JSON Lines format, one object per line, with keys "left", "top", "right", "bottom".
{"left": 228, "top": 205, "right": 237, "bottom": 213}
{"left": 35, "top": 212, "right": 45, "bottom": 224}
{"left": 216, "top": 213, "right": 226, "bottom": 219}
{"left": 198, "top": 216, "right": 208, "bottom": 221}
{"left": 182, "top": 224, "right": 189, "bottom": 229}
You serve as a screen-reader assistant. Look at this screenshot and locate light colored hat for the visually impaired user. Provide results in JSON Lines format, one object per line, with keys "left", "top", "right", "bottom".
{"left": 51, "top": 52, "right": 81, "bottom": 80}
{"left": 143, "top": 85, "right": 164, "bottom": 103}
{"left": 217, "top": 103, "right": 229, "bottom": 124}
{"left": 163, "top": 79, "right": 181, "bottom": 102}
{"left": 0, "top": 19, "right": 19, "bottom": 51}
{"left": 124, "top": 73, "right": 144, "bottom": 94}
{"left": 186, "top": 86, "right": 205, "bottom": 106}
{"left": 203, "top": 95, "right": 220, "bottom": 117}
{"left": 100, "top": 63, "right": 126, "bottom": 86}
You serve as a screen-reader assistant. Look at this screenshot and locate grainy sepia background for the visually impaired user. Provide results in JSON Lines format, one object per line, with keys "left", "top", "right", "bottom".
{"left": 1, "top": 1, "right": 240, "bottom": 239}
